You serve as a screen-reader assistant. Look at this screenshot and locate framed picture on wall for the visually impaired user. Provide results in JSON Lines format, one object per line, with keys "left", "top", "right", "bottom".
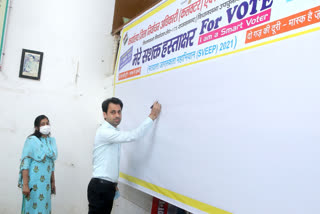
{"left": 19, "top": 49, "right": 43, "bottom": 80}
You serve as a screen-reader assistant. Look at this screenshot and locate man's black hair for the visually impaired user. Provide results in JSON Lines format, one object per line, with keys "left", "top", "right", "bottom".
{"left": 102, "top": 97, "right": 123, "bottom": 113}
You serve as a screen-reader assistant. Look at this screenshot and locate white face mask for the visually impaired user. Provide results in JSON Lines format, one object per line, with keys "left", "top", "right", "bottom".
{"left": 39, "top": 125, "right": 51, "bottom": 135}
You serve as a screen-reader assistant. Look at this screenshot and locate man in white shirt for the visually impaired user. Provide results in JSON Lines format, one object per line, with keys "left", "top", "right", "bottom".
{"left": 87, "top": 97, "right": 161, "bottom": 214}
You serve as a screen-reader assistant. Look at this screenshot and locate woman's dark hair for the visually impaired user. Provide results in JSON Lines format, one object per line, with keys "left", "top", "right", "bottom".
{"left": 102, "top": 97, "right": 123, "bottom": 113}
{"left": 29, "top": 115, "right": 49, "bottom": 138}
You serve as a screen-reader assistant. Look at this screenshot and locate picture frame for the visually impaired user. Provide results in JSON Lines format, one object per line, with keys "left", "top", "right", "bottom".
{"left": 19, "top": 49, "right": 43, "bottom": 80}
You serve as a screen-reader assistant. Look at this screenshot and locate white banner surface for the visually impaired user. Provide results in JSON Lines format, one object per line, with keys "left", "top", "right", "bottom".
{"left": 114, "top": 0, "right": 320, "bottom": 213}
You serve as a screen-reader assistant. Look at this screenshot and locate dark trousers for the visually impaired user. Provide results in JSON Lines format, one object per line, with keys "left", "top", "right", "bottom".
{"left": 87, "top": 178, "right": 117, "bottom": 214}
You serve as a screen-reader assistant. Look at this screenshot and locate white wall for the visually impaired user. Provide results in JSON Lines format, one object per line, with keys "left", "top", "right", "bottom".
{"left": 0, "top": 0, "right": 116, "bottom": 213}
{"left": 0, "top": 0, "right": 155, "bottom": 213}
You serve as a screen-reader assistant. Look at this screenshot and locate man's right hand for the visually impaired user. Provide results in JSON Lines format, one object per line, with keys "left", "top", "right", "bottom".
{"left": 22, "top": 184, "right": 30, "bottom": 198}
{"left": 149, "top": 101, "right": 161, "bottom": 120}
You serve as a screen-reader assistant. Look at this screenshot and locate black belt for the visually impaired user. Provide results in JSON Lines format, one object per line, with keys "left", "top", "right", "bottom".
{"left": 92, "top": 178, "right": 117, "bottom": 187}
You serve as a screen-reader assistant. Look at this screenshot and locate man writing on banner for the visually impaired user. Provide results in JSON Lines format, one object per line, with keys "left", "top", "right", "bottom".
{"left": 87, "top": 97, "right": 162, "bottom": 214}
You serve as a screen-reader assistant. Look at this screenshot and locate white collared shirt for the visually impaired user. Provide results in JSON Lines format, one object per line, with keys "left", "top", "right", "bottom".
{"left": 92, "top": 117, "right": 153, "bottom": 182}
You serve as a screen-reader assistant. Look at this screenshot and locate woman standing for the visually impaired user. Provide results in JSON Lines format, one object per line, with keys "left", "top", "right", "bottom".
{"left": 18, "top": 115, "right": 58, "bottom": 214}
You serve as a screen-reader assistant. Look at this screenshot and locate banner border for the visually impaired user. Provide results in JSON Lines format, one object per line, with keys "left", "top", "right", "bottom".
{"left": 115, "top": 26, "right": 320, "bottom": 86}
{"left": 120, "top": 172, "right": 232, "bottom": 214}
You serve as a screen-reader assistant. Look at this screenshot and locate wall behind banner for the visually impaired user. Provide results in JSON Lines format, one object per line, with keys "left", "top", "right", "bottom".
{"left": 0, "top": 0, "right": 9, "bottom": 65}
{"left": 0, "top": 0, "right": 122, "bottom": 213}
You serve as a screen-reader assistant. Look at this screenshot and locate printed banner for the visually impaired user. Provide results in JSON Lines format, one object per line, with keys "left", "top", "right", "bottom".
{"left": 151, "top": 198, "right": 169, "bottom": 214}
{"left": 115, "top": 0, "right": 320, "bottom": 84}
{"left": 114, "top": 0, "right": 320, "bottom": 213}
